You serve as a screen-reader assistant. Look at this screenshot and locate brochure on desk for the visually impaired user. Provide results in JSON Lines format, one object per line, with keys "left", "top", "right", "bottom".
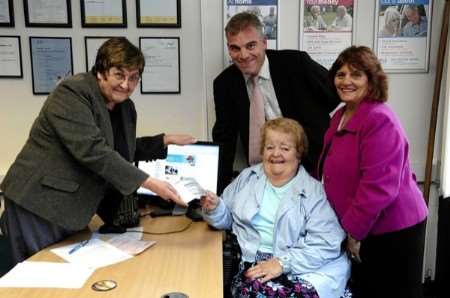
{"left": 137, "top": 143, "right": 219, "bottom": 203}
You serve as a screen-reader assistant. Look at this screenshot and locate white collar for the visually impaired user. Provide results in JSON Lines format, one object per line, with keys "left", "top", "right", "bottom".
{"left": 245, "top": 54, "right": 271, "bottom": 82}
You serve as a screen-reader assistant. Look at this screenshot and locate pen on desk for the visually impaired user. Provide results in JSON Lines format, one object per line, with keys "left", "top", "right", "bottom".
{"left": 68, "top": 239, "right": 90, "bottom": 255}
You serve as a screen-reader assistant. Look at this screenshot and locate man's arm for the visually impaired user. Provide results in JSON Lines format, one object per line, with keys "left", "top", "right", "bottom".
{"left": 212, "top": 74, "right": 239, "bottom": 194}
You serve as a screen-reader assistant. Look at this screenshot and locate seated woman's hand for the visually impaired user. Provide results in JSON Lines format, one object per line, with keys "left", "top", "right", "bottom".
{"left": 346, "top": 233, "right": 362, "bottom": 263}
{"left": 141, "top": 177, "right": 187, "bottom": 207}
{"left": 163, "top": 134, "right": 196, "bottom": 146}
{"left": 244, "top": 258, "right": 282, "bottom": 283}
{"left": 199, "top": 191, "right": 219, "bottom": 212}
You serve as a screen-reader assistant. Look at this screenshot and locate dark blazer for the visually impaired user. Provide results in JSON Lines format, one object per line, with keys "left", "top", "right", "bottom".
{"left": 1, "top": 72, "right": 164, "bottom": 230}
{"left": 212, "top": 50, "right": 339, "bottom": 193}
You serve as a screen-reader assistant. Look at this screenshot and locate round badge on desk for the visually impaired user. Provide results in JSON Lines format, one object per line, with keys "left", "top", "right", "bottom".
{"left": 91, "top": 280, "right": 117, "bottom": 291}
{"left": 161, "top": 292, "right": 189, "bottom": 298}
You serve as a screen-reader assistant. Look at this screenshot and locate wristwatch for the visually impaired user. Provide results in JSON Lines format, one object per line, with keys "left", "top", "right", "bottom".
{"left": 276, "top": 256, "right": 290, "bottom": 273}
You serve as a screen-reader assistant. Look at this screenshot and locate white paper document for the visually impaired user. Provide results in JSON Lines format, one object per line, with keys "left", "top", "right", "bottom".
{"left": 51, "top": 238, "right": 132, "bottom": 269}
{"left": 93, "top": 226, "right": 144, "bottom": 241}
{"left": 171, "top": 177, "right": 207, "bottom": 203}
{"left": 138, "top": 160, "right": 207, "bottom": 203}
{"left": 0, "top": 261, "right": 94, "bottom": 288}
{"left": 93, "top": 227, "right": 156, "bottom": 256}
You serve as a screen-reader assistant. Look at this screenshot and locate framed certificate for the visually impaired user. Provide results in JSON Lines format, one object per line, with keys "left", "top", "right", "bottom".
{"left": 30, "top": 37, "right": 73, "bottom": 94}
{"left": 374, "top": 0, "right": 432, "bottom": 73}
{"left": 0, "top": 36, "right": 22, "bottom": 78}
{"left": 136, "top": 0, "right": 181, "bottom": 28}
{"left": 24, "top": 0, "right": 72, "bottom": 27}
{"left": 81, "top": 0, "right": 127, "bottom": 28}
{"left": 84, "top": 36, "right": 122, "bottom": 71}
{"left": 139, "top": 37, "right": 180, "bottom": 94}
{"left": 0, "top": 0, "right": 14, "bottom": 27}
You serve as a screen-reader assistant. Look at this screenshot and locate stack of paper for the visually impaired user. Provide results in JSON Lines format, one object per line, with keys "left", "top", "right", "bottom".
{"left": 0, "top": 261, "right": 94, "bottom": 288}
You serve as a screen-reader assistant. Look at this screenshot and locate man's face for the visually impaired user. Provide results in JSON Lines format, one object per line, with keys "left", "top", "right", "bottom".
{"left": 227, "top": 26, "right": 267, "bottom": 76}
{"left": 405, "top": 8, "right": 420, "bottom": 24}
{"left": 97, "top": 67, "right": 140, "bottom": 109}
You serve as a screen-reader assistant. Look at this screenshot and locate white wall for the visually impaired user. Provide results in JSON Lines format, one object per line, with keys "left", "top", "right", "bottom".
{"left": 0, "top": 0, "right": 446, "bottom": 278}
{"left": 0, "top": 0, "right": 208, "bottom": 175}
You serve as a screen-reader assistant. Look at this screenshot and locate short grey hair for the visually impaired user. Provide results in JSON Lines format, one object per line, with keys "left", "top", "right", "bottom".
{"left": 225, "top": 12, "right": 264, "bottom": 39}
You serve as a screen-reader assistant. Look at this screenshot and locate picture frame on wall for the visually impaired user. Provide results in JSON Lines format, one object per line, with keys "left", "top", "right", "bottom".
{"left": 299, "top": 0, "right": 357, "bottom": 69}
{"left": 136, "top": 0, "right": 181, "bottom": 28}
{"left": 139, "top": 37, "right": 180, "bottom": 94}
{"left": 84, "top": 36, "right": 122, "bottom": 71}
{"left": 81, "top": 0, "right": 127, "bottom": 28}
{"left": 0, "top": 36, "right": 23, "bottom": 78}
{"left": 0, "top": 0, "right": 15, "bottom": 27}
{"left": 374, "top": 0, "right": 432, "bottom": 73}
{"left": 30, "top": 37, "right": 73, "bottom": 95}
{"left": 223, "top": 0, "right": 279, "bottom": 66}
{"left": 24, "top": 0, "right": 72, "bottom": 27}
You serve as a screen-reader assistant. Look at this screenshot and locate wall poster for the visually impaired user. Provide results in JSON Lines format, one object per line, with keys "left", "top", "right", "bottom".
{"left": 374, "top": 0, "right": 432, "bottom": 73}
{"left": 223, "top": 0, "right": 278, "bottom": 66}
{"left": 300, "top": 0, "right": 356, "bottom": 69}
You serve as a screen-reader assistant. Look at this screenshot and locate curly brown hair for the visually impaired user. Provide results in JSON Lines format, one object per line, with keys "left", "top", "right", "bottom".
{"left": 329, "top": 46, "right": 388, "bottom": 102}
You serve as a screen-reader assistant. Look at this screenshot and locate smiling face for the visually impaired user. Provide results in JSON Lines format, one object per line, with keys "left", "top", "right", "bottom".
{"left": 97, "top": 67, "right": 140, "bottom": 110}
{"left": 262, "top": 129, "right": 300, "bottom": 186}
{"left": 405, "top": 7, "right": 420, "bottom": 24}
{"left": 226, "top": 26, "right": 267, "bottom": 76}
{"left": 334, "top": 64, "right": 369, "bottom": 108}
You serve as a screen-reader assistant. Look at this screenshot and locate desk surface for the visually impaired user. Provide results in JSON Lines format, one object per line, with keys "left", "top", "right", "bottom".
{"left": 0, "top": 215, "right": 223, "bottom": 298}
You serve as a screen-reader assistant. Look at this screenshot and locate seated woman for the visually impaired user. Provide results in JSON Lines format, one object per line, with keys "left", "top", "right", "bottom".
{"left": 201, "top": 118, "right": 350, "bottom": 298}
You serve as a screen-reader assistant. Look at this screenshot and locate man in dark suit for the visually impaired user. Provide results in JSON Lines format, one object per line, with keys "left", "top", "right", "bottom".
{"left": 0, "top": 37, "right": 193, "bottom": 265}
{"left": 213, "top": 12, "right": 339, "bottom": 193}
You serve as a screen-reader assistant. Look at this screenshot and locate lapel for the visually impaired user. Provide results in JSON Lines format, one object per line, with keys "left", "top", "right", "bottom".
{"left": 119, "top": 101, "right": 136, "bottom": 161}
{"left": 266, "top": 50, "right": 289, "bottom": 115}
{"left": 275, "top": 167, "right": 308, "bottom": 221}
{"left": 88, "top": 73, "right": 114, "bottom": 148}
{"left": 242, "top": 165, "right": 267, "bottom": 221}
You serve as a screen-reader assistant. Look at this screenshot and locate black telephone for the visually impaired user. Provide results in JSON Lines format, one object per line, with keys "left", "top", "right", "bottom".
{"left": 97, "top": 189, "right": 140, "bottom": 233}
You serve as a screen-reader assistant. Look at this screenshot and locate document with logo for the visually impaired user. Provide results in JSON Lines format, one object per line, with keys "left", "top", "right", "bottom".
{"left": 137, "top": 142, "right": 220, "bottom": 203}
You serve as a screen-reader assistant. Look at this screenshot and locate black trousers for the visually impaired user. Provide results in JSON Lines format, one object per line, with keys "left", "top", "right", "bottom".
{"left": 0, "top": 198, "right": 78, "bottom": 266}
{"left": 351, "top": 220, "right": 426, "bottom": 298}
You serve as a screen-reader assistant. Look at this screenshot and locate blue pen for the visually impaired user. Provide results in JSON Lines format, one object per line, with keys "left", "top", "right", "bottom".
{"left": 68, "top": 239, "right": 90, "bottom": 255}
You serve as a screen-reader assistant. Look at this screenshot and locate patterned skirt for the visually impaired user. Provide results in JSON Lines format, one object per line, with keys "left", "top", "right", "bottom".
{"left": 230, "top": 251, "right": 319, "bottom": 298}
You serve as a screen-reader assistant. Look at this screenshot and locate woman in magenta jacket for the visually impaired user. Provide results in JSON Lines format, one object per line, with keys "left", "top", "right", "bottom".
{"left": 318, "top": 46, "right": 428, "bottom": 298}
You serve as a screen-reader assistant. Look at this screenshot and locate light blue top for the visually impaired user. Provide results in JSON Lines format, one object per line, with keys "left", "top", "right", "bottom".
{"left": 252, "top": 179, "right": 294, "bottom": 253}
{"left": 402, "top": 16, "right": 427, "bottom": 37}
{"left": 203, "top": 164, "right": 350, "bottom": 298}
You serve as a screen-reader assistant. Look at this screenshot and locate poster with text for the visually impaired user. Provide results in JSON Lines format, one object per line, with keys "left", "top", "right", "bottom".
{"left": 374, "top": 0, "right": 432, "bottom": 73}
{"left": 300, "top": 0, "right": 355, "bottom": 69}
{"left": 223, "top": 0, "right": 278, "bottom": 66}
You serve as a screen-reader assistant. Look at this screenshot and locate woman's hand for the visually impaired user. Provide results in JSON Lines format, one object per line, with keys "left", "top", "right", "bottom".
{"left": 346, "top": 233, "right": 362, "bottom": 263}
{"left": 141, "top": 177, "right": 187, "bottom": 207}
{"left": 199, "top": 191, "right": 219, "bottom": 212}
{"left": 244, "top": 258, "right": 282, "bottom": 283}
{"left": 163, "top": 134, "right": 196, "bottom": 146}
